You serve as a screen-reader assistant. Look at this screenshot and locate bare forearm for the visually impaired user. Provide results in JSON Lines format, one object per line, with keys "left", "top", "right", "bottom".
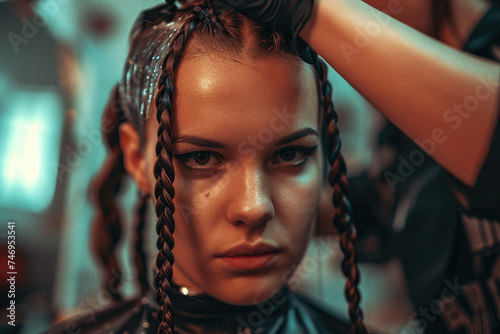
{"left": 301, "top": 0, "right": 500, "bottom": 186}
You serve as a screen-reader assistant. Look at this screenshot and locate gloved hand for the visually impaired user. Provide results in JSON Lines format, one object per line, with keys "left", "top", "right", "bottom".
{"left": 212, "top": 0, "right": 315, "bottom": 38}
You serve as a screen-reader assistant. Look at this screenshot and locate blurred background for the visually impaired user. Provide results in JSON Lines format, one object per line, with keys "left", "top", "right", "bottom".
{"left": 0, "top": 0, "right": 459, "bottom": 333}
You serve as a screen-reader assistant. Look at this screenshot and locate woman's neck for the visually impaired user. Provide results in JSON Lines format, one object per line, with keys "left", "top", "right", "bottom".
{"left": 439, "top": 0, "right": 491, "bottom": 49}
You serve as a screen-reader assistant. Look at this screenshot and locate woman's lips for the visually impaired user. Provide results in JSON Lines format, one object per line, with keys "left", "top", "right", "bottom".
{"left": 217, "top": 251, "right": 281, "bottom": 271}
{"left": 215, "top": 242, "right": 282, "bottom": 271}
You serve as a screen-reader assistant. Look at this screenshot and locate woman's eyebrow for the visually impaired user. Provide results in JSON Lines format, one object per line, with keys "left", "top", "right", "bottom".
{"left": 172, "top": 128, "right": 319, "bottom": 149}
{"left": 275, "top": 128, "right": 319, "bottom": 146}
{"left": 172, "top": 135, "right": 229, "bottom": 149}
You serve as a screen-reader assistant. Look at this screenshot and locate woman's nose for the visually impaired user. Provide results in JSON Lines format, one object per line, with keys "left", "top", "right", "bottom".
{"left": 226, "top": 167, "right": 275, "bottom": 229}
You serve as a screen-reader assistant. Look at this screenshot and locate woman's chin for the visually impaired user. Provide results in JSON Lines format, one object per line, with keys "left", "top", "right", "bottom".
{"left": 208, "top": 278, "right": 286, "bottom": 306}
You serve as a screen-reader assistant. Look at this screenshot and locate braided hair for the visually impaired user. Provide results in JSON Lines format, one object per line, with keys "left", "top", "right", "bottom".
{"left": 91, "top": 86, "right": 153, "bottom": 300}
{"left": 312, "top": 53, "right": 367, "bottom": 334}
{"left": 90, "top": 86, "right": 127, "bottom": 302}
{"left": 100, "top": 1, "right": 368, "bottom": 333}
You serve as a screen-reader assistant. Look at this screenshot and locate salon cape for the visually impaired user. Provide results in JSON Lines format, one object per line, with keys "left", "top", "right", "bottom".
{"left": 41, "top": 285, "right": 350, "bottom": 334}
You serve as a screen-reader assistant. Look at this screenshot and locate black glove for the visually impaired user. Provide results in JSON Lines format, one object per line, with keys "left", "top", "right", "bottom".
{"left": 212, "top": 0, "right": 315, "bottom": 39}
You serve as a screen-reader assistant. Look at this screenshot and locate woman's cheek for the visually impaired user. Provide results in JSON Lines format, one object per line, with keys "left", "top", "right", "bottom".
{"left": 285, "top": 164, "right": 322, "bottom": 207}
{"left": 174, "top": 176, "right": 228, "bottom": 226}
{"left": 278, "top": 168, "right": 322, "bottom": 233}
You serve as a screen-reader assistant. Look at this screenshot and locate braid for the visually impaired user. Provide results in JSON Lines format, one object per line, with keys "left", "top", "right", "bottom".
{"left": 134, "top": 192, "right": 150, "bottom": 295}
{"left": 312, "top": 53, "right": 368, "bottom": 334}
{"left": 152, "top": 7, "right": 200, "bottom": 334}
{"left": 90, "top": 86, "right": 127, "bottom": 302}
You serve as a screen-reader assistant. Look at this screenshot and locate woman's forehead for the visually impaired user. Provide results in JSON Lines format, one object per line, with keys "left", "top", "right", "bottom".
{"left": 168, "top": 53, "right": 319, "bottom": 139}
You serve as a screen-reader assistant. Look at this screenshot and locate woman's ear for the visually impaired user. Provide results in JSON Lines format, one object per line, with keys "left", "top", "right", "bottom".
{"left": 119, "top": 122, "right": 149, "bottom": 194}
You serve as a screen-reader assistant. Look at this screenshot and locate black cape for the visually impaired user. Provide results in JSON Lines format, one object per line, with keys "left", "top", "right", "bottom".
{"left": 40, "top": 285, "right": 350, "bottom": 333}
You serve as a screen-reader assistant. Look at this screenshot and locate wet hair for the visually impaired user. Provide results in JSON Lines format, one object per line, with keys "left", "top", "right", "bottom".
{"left": 92, "top": 1, "right": 367, "bottom": 333}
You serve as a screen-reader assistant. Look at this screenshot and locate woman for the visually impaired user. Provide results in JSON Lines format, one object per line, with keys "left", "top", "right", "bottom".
{"left": 217, "top": 0, "right": 500, "bottom": 333}
{"left": 42, "top": 1, "right": 367, "bottom": 333}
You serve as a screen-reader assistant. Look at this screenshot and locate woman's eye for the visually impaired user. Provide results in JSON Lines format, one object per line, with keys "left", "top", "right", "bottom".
{"left": 278, "top": 150, "right": 297, "bottom": 162}
{"left": 191, "top": 152, "right": 211, "bottom": 165}
{"left": 273, "top": 146, "right": 318, "bottom": 167}
{"left": 174, "top": 151, "right": 221, "bottom": 170}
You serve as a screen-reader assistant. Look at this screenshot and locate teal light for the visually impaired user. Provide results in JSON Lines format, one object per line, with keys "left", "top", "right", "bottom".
{"left": 0, "top": 88, "right": 64, "bottom": 213}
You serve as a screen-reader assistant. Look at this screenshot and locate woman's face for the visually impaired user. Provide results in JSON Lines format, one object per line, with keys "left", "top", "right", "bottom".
{"left": 142, "top": 52, "right": 324, "bottom": 305}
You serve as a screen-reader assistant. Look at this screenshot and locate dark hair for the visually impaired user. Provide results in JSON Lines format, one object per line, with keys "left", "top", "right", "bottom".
{"left": 92, "top": 1, "right": 367, "bottom": 333}
{"left": 90, "top": 86, "right": 151, "bottom": 300}
{"left": 90, "top": 87, "right": 127, "bottom": 302}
